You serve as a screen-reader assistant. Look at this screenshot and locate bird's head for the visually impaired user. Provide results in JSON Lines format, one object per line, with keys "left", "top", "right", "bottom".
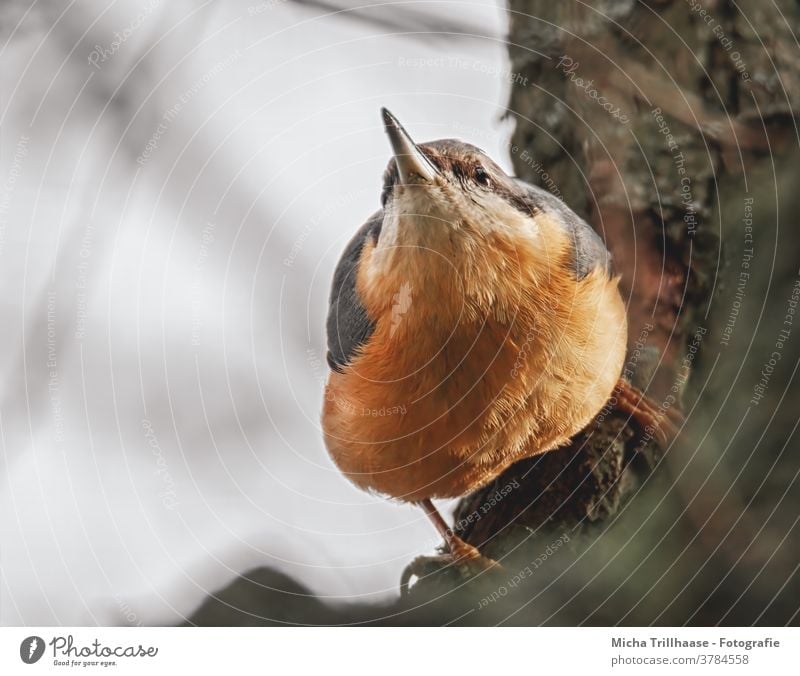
{"left": 360, "top": 108, "right": 573, "bottom": 320}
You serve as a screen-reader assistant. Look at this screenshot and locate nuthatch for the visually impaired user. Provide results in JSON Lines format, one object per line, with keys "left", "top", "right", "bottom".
{"left": 322, "top": 109, "right": 679, "bottom": 577}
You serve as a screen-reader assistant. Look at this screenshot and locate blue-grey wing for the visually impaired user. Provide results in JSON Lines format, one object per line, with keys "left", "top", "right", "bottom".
{"left": 326, "top": 211, "right": 383, "bottom": 372}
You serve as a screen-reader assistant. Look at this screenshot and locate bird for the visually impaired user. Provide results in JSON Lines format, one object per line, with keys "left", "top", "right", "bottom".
{"left": 321, "top": 108, "right": 680, "bottom": 583}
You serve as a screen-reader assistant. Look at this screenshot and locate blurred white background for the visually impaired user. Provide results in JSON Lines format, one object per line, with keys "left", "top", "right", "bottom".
{"left": 0, "top": 0, "right": 516, "bottom": 624}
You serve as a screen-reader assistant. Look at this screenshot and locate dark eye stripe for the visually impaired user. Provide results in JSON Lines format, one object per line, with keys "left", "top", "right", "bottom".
{"left": 381, "top": 141, "right": 499, "bottom": 204}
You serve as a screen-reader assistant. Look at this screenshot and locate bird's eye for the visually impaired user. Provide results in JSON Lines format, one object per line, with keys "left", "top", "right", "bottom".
{"left": 474, "top": 166, "right": 490, "bottom": 186}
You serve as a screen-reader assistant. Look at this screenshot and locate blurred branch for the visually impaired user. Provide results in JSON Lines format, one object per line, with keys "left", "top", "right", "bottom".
{"left": 293, "top": 0, "right": 502, "bottom": 42}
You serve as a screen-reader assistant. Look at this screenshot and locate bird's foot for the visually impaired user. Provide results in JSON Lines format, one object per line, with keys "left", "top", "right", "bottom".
{"left": 400, "top": 536, "right": 501, "bottom": 595}
{"left": 613, "top": 379, "right": 684, "bottom": 448}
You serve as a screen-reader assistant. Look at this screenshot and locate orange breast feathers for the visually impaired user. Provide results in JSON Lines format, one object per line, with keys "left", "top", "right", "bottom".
{"left": 321, "top": 223, "right": 628, "bottom": 502}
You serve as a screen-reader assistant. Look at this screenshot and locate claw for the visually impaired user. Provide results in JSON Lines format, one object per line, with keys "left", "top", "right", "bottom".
{"left": 403, "top": 498, "right": 503, "bottom": 594}
{"left": 400, "top": 548, "right": 502, "bottom": 595}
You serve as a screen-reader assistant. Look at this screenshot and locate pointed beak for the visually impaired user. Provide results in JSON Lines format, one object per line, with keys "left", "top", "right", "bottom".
{"left": 381, "top": 108, "right": 437, "bottom": 184}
